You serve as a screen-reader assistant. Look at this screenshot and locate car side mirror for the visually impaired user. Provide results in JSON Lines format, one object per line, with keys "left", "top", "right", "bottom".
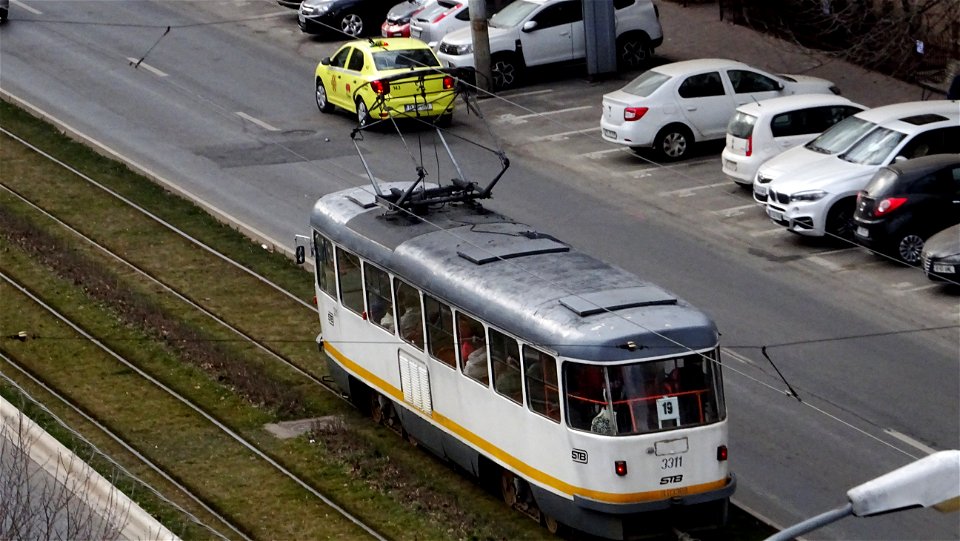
{"left": 522, "top": 20, "right": 538, "bottom": 32}
{"left": 321, "top": 57, "right": 331, "bottom": 66}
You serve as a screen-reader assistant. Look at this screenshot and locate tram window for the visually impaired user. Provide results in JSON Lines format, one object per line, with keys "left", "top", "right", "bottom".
{"left": 395, "top": 279, "right": 424, "bottom": 350}
{"left": 457, "top": 313, "right": 488, "bottom": 384}
{"left": 563, "top": 363, "right": 607, "bottom": 432}
{"left": 423, "top": 294, "right": 453, "bottom": 364}
{"left": 314, "top": 233, "right": 336, "bottom": 298}
{"left": 490, "top": 329, "right": 522, "bottom": 404}
{"left": 523, "top": 346, "right": 560, "bottom": 423}
{"left": 336, "top": 248, "right": 364, "bottom": 315}
{"left": 364, "top": 264, "right": 394, "bottom": 333}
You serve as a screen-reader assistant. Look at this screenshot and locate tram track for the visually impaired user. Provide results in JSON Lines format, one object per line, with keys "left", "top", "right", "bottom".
{"left": 0, "top": 117, "right": 557, "bottom": 540}
{"left": 0, "top": 270, "right": 388, "bottom": 541}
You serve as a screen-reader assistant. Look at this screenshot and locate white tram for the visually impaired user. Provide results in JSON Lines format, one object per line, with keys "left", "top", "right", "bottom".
{"left": 303, "top": 176, "right": 735, "bottom": 538}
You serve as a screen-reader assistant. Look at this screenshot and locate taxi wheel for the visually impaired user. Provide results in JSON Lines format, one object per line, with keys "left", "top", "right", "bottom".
{"left": 654, "top": 124, "right": 692, "bottom": 161}
{"left": 315, "top": 80, "right": 333, "bottom": 113}
{"left": 491, "top": 54, "right": 521, "bottom": 91}
{"left": 340, "top": 13, "right": 364, "bottom": 37}
{"left": 356, "top": 98, "right": 371, "bottom": 128}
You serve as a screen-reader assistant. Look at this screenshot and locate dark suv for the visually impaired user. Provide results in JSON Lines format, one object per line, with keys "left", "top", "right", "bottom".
{"left": 853, "top": 154, "right": 960, "bottom": 264}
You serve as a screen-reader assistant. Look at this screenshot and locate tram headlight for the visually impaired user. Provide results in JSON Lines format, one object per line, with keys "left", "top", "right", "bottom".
{"left": 717, "top": 445, "right": 728, "bottom": 461}
{"left": 615, "top": 460, "right": 628, "bottom": 476}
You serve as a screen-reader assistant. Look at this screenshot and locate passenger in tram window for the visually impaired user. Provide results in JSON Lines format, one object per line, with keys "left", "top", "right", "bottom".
{"left": 380, "top": 309, "right": 395, "bottom": 333}
{"left": 464, "top": 344, "right": 489, "bottom": 384}
{"left": 458, "top": 318, "right": 483, "bottom": 360}
{"left": 564, "top": 363, "right": 605, "bottom": 432}
{"left": 399, "top": 308, "right": 424, "bottom": 349}
{"left": 494, "top": 355, "right": 523, "bottom": 402}
{"left": 670, "top": 356, "right": 707, "bottom": 424}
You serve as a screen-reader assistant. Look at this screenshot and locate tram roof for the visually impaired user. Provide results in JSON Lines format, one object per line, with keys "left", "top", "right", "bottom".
{"left": 311, "top": 183, "right": 718, "bottom": 361}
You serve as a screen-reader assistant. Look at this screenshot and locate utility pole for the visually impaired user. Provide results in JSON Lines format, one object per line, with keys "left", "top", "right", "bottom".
{"left": 468, "top": 0, "right": 492, "bottom": 93}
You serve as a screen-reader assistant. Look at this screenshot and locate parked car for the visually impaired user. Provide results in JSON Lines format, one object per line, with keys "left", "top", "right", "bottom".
{"left": 382, "top": 0, "right": 431, "bottom": 37}
{"left": 921, "top": 224, "right": 960, "bottom": 283}
{"left": 436, "top": 0, "right": 663, "bottom": 91}
{"left": 410, "top": 0, "right": 469, "bottom": 48}
{"left": 852, "top": 154, "right": 960, "bottom": 264}
{"left": 600, "top": 59, "right": 839, "bottom": 161}
{"left": 756, "top": 101, "right": 960, "bottom": 240}
{"left": 314, "top": 38, "right": 456, "bottom": 127}
{"left": 299, "top": 0, "right": 394, "bottom": 37}
{"left": 721, "top": 94, "right": 864, "bottom": 186}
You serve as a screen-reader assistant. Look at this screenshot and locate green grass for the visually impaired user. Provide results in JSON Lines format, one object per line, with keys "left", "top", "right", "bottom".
{"left": 0, "top": 99, "right": 552, "bottom": 540}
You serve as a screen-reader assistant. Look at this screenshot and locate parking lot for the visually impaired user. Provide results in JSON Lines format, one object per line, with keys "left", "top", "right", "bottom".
{"left": 467, "top": 78, "right": 959, "bottom": 322}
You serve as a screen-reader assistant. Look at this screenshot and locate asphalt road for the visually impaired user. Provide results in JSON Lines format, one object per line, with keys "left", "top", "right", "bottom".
{"left": 1, "top": 1, "right": 957, "bottom": 539}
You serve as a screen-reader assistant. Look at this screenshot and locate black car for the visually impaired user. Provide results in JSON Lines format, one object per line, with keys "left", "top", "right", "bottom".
{"left": 853, "top": 153, "right": 960, "bottom": 264}
{"left": 298, "top": 0, "right": 394, "bottom": 37}
{"left": 921, "top": 224, "right": 960, "bottom": 283}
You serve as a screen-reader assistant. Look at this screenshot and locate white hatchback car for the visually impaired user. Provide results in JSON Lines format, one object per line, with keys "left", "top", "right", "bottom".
{"left": 721, "top": 94, "right": 864, "bottom": 186}
{"left": 600, "top": 59, "right": 840, "bottom": 161}
{"left": 410, "top": 0, "right": 468, "bottom": 48}
{"left": 756, "top": 100, "right": 960, "bottom": 240}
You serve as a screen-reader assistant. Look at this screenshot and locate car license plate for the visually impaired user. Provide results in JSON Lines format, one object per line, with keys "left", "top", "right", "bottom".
{"left": 602, "top": 128, "right": 616, "bottom": 140}
{"left": 411, "top": 28, "right": 421, "bottom": 38}
{"left": 724, "top": 159, "right": 737, "bottom": 172}
{"left": 404, "top": 103, "right": 432, "bottom": 112}
{"left": 767, "top": 208, "right": 783, "bottom": 222}
{"left": 933, "top": 263, "right": 955, "bottom": 273}
{"left": 298, "top": 14, "right": 305, "bottom": 23}
{"left": 754, "top": 185, "right": 768, "bottom": 197}
{"left": 856, "top": 226, "right": 868, "bottom": 238}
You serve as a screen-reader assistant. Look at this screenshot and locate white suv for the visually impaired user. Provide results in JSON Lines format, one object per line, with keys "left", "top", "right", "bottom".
{"left": 435, "top": 0, "right": 663, "bottom": 90}
{"left": 756, "top": 100, "right": 960, "bottom": 240}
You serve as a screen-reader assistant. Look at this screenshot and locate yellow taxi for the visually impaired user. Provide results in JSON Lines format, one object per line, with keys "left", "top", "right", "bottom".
{"left": 314, "top": 38, "right": 457, "bottom": 128}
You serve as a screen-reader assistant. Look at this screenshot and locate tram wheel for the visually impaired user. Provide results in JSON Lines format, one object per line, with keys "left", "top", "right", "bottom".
{"left": 369, "top": 392, "right": 384, "bottom": 424}
{"left": 500, "top": 470, "right": 519, "bottom": 508}
{"left": 541, "top": 513, "right": 564, "bottom": 535}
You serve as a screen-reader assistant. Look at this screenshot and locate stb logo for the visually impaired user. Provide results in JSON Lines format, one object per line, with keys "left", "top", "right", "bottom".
{"left": 659, "top": 475, "right": 683, "bottom": 485}
{"left": 571, "top": 448, "right": 588, "bottom": 464}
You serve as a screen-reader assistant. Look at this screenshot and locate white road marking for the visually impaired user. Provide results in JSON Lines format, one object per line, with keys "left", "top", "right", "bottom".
{"left": 806, "top": 256, "right": 843, "bottom": 272}
{"left": 497, "top": 89, "right": 553, "bottom": 99}
{"left": 809, "top": 247, "right": 858, "bottom": 257}
{"left": 579, "top": 148, "right": 628, "bottom": 159}
{"left": 658, "top": 181, "right": 728, "bottom": 196}
{"left": 530, "top": 126, "right": 600, "bottom": 142}
{"left": 126, "top": 58, "right": 169, "bottom": 77}
{"left": 884, "top": 429, "right": 937, "bottom": 455}
{"left": 12, "top": 0, "right": 42, "bottom": 14}
{"left": 902, "top": 283, "right": 941, "bottom": 293}
{"left": 495, "top": 105, "right": 594, "bottom": 125}
{"left": 720, "top": 348, "right": 757, "bottom": 367}
{"left": 749, "top": 227, "right": 785, "bottom": 237}
{"left": 234, "top": 111, "right": 279, "bottom": 131}
{"left": 711, "top": 203, "right": 762, "bottom": 217}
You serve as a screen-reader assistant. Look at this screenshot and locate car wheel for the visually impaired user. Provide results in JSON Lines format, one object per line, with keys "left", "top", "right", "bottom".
{"left": 491, "top": 54, "right": 521, "bottom": 91}
{"left": 825, "top": 199, "right": 856, "bottom": 241}
{"left": 616, "top": 34, "right": 653, "bottom": 71}
{"left": 654, "top": 125, "right": 693, "bottom": 161}
{"left": 0, "top": 8, "right": 7, "bottom": 22}
{"left": 340, "top": 13, "right": 364, "bottom": 37}
{"left": 315, "top": 80, "right": 334, "bottom": 113}
{"left": 356, "top": 98, "right": 371, "bottom": 128}
{"left": 894, "top": 233, "right": 925, "bottom": 264}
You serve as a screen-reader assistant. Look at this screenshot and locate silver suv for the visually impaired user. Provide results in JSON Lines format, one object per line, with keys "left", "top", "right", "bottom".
{"left": 436, "top": 0, "right": 663, "bottom": 90}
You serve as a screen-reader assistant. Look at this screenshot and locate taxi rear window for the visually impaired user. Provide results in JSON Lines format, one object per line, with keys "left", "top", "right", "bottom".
{"left": 373, "top": 49, "right": 442, "bottom": 70}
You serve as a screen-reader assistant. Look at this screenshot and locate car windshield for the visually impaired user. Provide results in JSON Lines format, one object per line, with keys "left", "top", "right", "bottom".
{"left": 727, "top": 111, "right": 757, "bottom": 139}
{"left": 839, "top": 126, "right": 906, "bottom": 165}
{"left": 805, "top": 116, "right": 874, "bottom": 154}
{"left": 620, "top": 71, "right": 670, "bottom": 97}
{"left": 563, "top": 351, "right": 724, "bottom": 436}
{"left": 489, "top": 0, "right": 538, "bottom": 27}
{"left": 373, "top": 48, "right": 441, "bottom": 70}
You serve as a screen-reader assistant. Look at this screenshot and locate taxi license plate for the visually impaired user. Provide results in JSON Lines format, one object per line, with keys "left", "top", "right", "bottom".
{"left": 602, "top": 128, "right": 616, "bottom": 139}
{"left": 933, "top": 263, "right": 955, "bottom": 273}
{"left": 724, "top": 159, "right": 737, "bottom": 172}
{"left": 405, "top": 103, "right": 433, "bottom": 112}
{"left": 767, "top": 208, "right": 784, "bottom": 222}
{"left": 856, "top": 226, "right": 868, "bottom": 238}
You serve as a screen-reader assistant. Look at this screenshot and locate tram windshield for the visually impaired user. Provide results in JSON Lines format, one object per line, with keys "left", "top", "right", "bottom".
{"left": 563, "top": 351, "right": 724, "bottom": 436}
